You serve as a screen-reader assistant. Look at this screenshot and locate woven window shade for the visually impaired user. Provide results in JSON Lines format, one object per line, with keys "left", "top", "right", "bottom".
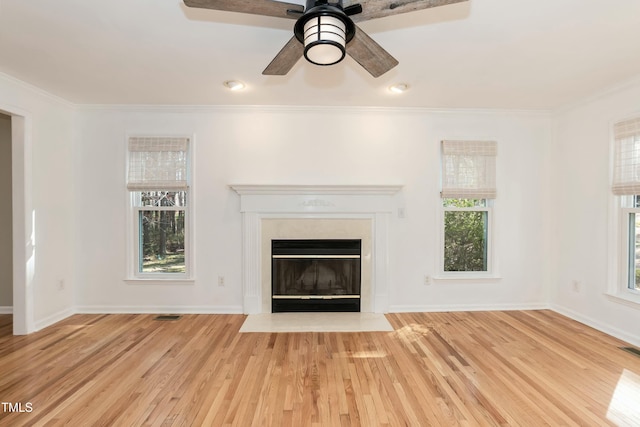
{"left": 612, "top": 117, "right": 640, "bottom": 196}
{"left": 127, "top": 137, "right": 189, "bottom": 191}
{"left": 441, "top": 140, "right": 497, "bottom": 199}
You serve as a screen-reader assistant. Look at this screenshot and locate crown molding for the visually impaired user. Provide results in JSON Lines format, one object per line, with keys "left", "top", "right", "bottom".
{"left": 0, "top": 72, "right": 75, "bottom": 109}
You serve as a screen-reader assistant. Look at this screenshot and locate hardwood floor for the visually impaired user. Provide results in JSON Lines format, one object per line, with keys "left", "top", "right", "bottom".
{"left": 0, "top": 310, "right": 638, "bottom": 426}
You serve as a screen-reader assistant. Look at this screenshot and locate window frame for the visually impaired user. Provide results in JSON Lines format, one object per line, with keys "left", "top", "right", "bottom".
{"left": 437, "top": 139, "right": 499, "bottom": 280}
{"left": 607, "top": 114, "right": 640, "bottom": 307}
{"left": 609, "top": 198, "right": 640, "bottom": 306}
{"left": 125, "top": 135, "right": 194, "bottom": 283}
{"left": 439, "top": 198, "right": 496, "bottom": 278}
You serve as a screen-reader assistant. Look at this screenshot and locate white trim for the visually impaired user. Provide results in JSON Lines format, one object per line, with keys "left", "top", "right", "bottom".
{"left": 78, "top": 103, "right": 552, "bottom": 117}
{"left": 0, "top": 104, "right": 35, "bottom": 335}
{"left": 75, "top": 305, "right": 244, "bottom": 314}
{"left": 0, "top": 72, "right": 75, "bottom": 109}
{"left": 230, "top": 184, "right": 403, "bottom": 196}
{"left": 431, "top": 274, "right": 502, "bottom": 282}
{"left": 605, "top": 291, "right": 640, "bottom": 309}
{"left": 551, "top": 304, "right": 640, "bottom": 348}
{"left": 12, "top": 303, "right": 640, "bottom": 349}
{"left": 0, "top": 306, "right": 13, "bottom": 314}
{"left": 34, "top": 308, "right": 75, "bottom": 332}
{"left": 555, "top": 73, "right": 640, "bottom": 114}
{"left": 388, "top": 303, "right": 549, "bottom": 313}
{"left": 123, "top": 279, "right": 196, "bottom": 286}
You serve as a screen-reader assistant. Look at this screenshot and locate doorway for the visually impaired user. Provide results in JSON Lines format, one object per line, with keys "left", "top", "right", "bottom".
{"left": 0, "top": 106, "right": 30, "bottom": 335}
{"left": 0, "top": 113, "right": 12, "bottom": 317}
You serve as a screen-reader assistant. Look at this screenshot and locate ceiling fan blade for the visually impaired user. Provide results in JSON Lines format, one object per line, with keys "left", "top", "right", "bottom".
{"left": 347, "top": 26, "right": 398, "bottom": 78}
{"left": 183, "top": 0, "right": 304, "bottom": 19}
{"left": 344, "top": 0, "right": 468, "bottom": 22}
{"left": 263, "top": 36, "right": 304, "bottom": 75}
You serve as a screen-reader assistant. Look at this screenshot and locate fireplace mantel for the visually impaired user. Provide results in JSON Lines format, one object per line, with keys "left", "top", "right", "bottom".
{"left": 230, "top": 184, "right": 402, "bottom": 314}
{"left": 230, "top": 184, "right": 403, "bottom": 196}
{"left": 230, "top": 184, "right": 403, "bottom": 215}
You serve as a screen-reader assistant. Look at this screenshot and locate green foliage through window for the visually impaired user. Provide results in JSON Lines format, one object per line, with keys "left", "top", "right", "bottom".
{"left": 443, "top": 199, "right": 488, "bottom": 272}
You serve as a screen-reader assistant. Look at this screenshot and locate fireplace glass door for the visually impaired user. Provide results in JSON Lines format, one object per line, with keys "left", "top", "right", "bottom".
{"left": 271, "top": 239, "right": 361, "bottom": 312}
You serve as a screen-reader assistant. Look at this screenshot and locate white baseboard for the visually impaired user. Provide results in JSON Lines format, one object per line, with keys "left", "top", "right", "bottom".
{"left": 0, "top": 306, "right": 12, "bottom": 314}
{"left": 550, "top": 304, "right": 640, "bottom": 348}
{"left": 75, "top": 305, "right": 244, "bottom": 315}
{"left": 387, "top": 303, "right": 549, "bottom": 313}
{"left": 35, "top": 307, "right": 75, "bottom": 331}
{"left": 18, "top": 303, "right": 640, "bottom": 348}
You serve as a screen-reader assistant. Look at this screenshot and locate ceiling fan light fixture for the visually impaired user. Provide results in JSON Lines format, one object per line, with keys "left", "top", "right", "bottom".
{"left": 294, "top": 2, "right": 355, "bottom": 67}
{"left": 303, "top": 15, "right": 347, "bottom": 65}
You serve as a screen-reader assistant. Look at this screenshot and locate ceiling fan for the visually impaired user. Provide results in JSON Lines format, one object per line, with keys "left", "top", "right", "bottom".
{"left": 184, "top": 0, "right": 468, "bottom": 78}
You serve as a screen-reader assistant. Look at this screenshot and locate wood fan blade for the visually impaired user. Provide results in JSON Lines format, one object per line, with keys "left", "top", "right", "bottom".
{"left": 344, "top": 0, "right": 468, "bottom": 23}
{"left": 183, "top": 0, "right": 304, "bottom": 20}
{"left": 263, "top": 36, "right": 304, "bottom": 75}
{"left": 347, "top": 26, "right": 398, "bottom": 78}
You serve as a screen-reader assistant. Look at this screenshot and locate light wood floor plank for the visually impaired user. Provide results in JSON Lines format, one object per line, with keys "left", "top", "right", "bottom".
{"left": 0, "top": 311, "right": 639, "bottom": 426}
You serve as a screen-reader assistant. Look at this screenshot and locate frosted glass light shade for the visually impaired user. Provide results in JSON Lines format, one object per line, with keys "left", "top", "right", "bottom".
{"left": 303, "top": 15, "right": 347, "bottom": 66}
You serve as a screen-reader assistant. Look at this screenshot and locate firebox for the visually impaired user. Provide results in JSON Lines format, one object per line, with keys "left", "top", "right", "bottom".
{"left": 271, "top": 239, "right": 361, "bottom": 312}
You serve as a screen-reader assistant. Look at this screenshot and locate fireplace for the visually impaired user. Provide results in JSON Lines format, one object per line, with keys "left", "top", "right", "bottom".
{"left": 271, "top": 239, "right": 361, "bottom": 312}
{"left": 229, "top": 184, "right": 402, "bottom": 314}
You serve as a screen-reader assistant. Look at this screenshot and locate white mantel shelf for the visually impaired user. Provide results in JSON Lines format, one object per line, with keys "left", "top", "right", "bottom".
{"left": 229, "top": 184, "right": 403, "bottom": 196}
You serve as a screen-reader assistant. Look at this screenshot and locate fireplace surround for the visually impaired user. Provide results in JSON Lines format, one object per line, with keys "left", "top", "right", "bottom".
{"left": 230, "top": 184, "right": 402, "bottom": 314}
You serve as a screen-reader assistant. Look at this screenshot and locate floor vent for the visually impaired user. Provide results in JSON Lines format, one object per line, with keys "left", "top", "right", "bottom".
{"left": 620, "top": 347, "right": 640, "bottom": 358}
{"left": 154, "top": 314, "right": 182, "bottom": 321}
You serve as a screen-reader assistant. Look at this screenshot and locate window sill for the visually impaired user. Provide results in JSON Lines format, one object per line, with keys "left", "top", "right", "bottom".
{"left": 432, "top": 274, "right": 502, "bottom": 282}
{"left": 125, "top": 278, "right": 195, "bottom": 286}
{"left": 605, "top": 291, "right": 640, "bottom": 308}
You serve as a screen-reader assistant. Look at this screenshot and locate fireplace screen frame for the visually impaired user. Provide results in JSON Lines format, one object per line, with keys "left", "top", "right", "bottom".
{"left": 271, "top": 239, "right": 362, "bottom": 312}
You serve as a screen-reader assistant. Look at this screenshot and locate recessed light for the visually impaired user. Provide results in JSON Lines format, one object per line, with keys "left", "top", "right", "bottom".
{"left": 224, "top": 80, "right": 246, "bottom": 91}
{"left": 388, "top": 83, "right": 409, "bottom": 94}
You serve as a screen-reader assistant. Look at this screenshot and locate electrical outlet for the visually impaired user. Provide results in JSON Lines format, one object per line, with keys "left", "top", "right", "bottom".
{"left": 424, "top": 275, "right": 431, "bottom": 286}
{"left": 57, "top": 279, "right": 65, "bottom": 290}
{"left": 571, "top": 280, "right": 581, "bottom": 292}
{"left": 218, "top": 276, "right": 225, "bottom": 287}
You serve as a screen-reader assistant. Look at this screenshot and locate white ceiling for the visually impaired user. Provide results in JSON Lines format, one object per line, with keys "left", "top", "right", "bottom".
{"left": 1, "top": 0, "right": 639, "bottom": 109}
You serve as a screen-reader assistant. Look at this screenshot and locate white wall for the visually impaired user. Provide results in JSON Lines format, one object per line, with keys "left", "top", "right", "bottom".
{"left": 74, "top": 106, "right": 553, "bottom": 313}
{"left": 0, "top": 113, "right": 12, "bottom": 308}
{"left": 4, "top": 69, "right": 639, "bottom": 346}
{"left": 0, "top": 73, "right": 76, "bottom": 331}
{"left": 552, "top": 79, "right": 640, "bottom": 346}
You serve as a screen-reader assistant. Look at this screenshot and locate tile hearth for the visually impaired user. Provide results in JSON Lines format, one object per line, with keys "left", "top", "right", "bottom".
{"left": 239, "top": 312, "right": 394, "bottom": 333}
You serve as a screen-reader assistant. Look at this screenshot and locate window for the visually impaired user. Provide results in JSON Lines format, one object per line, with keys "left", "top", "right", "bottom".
{"left": 443, "top": 198, "right": 490, "bottom": 272}
{"left": 611, "top": 117, "right": 640, "bottom": 300}
{"left": 440, "top": 140, "right": 496, "bottom": 274}
{"left": 127, "top": 136, "right": 191, "bottom": 279}
{"left": 624, "top": 196, "right": 640, "bottom": 292}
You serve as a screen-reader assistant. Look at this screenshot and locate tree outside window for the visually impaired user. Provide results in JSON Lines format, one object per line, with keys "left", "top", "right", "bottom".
{"left": 137, "top": 191, "right": 187, "bottom": 274}
{"left": 443, "top": 199, "right": 489, "bottom": 272}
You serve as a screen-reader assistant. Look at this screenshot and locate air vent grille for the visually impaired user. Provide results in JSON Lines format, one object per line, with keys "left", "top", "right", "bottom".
{"left": 154, "top": 314, "right": 182, "bottom": 321}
